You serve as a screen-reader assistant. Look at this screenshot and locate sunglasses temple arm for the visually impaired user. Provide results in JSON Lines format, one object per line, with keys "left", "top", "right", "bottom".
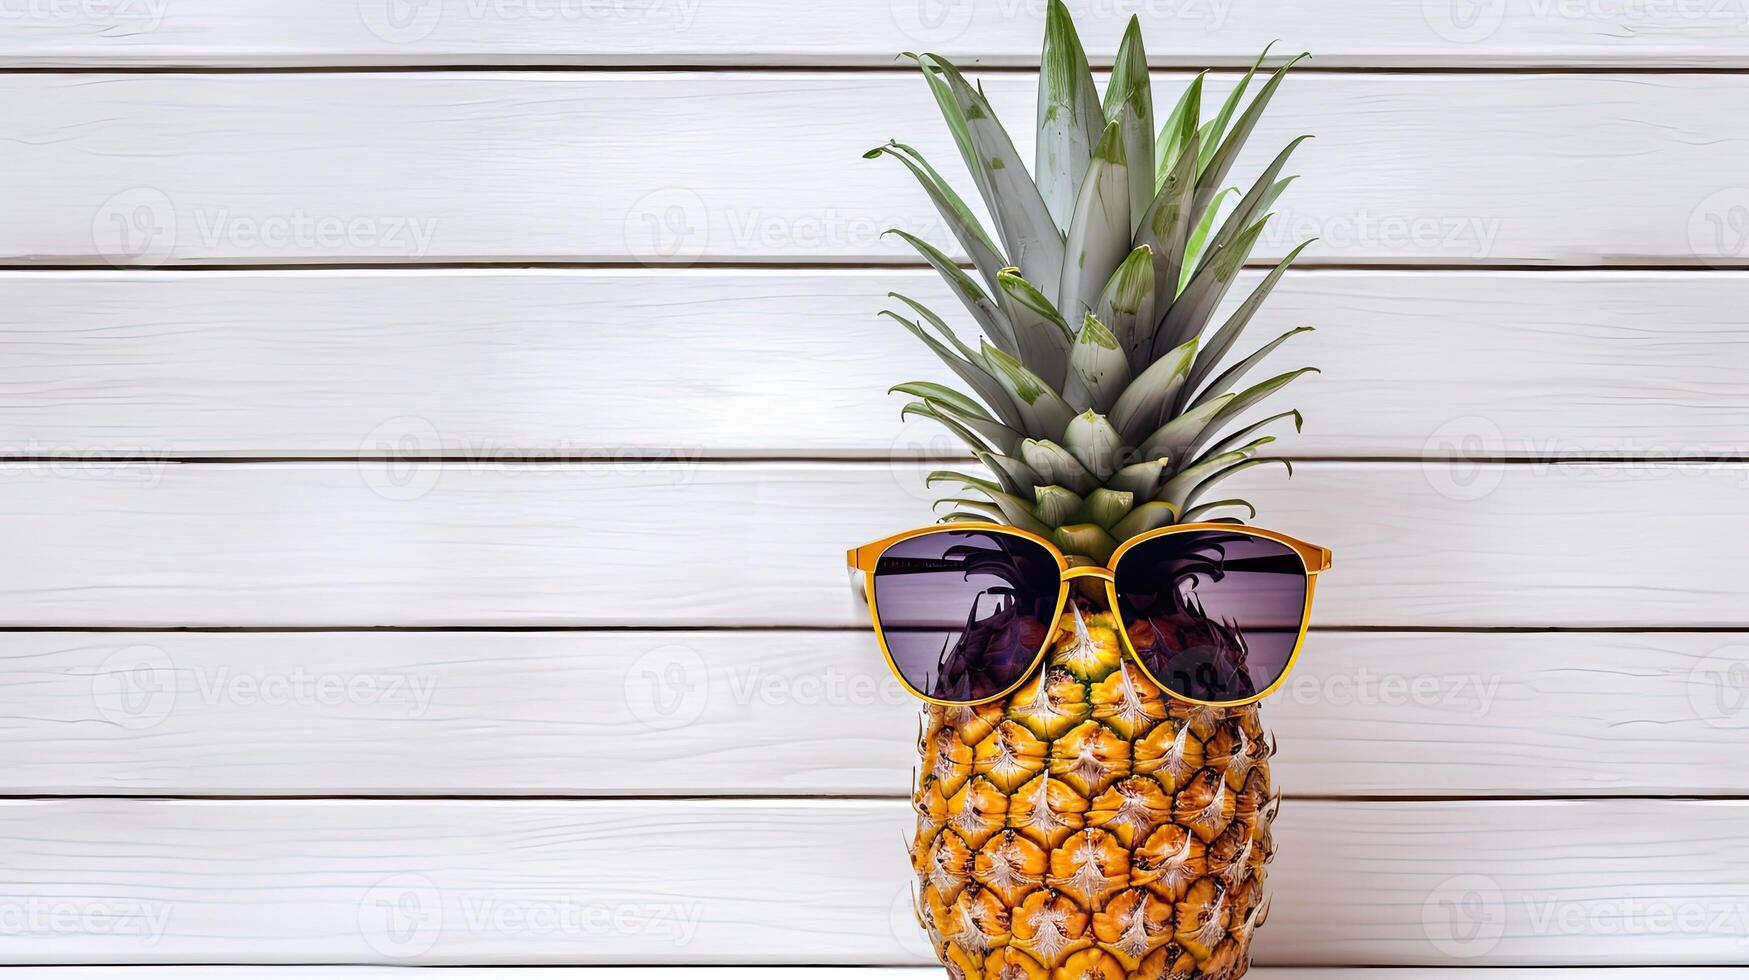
{"left": 848, "top": 569, "right": 868, "bottom": 605}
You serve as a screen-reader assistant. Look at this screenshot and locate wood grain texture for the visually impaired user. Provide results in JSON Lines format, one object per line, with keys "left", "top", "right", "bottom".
{"left": 5, "top": 72, "right": 1748, "bottom": 266}
{"left": 10, "top": 630, "right": 1749, "bottom": 798}
{"left": 5, "top": 269, "right": 1747, "bottom": 459}
{"left": 5, "top": 460, "right": 1747, "bottom": 629}
{"left": 1, "top": 798, "right": 1747, "bottom": 965}
{"left": 4, "top": 0, "right": 1748, "bottom": 68}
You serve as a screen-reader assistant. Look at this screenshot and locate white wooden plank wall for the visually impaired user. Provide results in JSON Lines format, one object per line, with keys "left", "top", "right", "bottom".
{"left": 5, "top": 72, "right": 1749, "bottom": 266}
{"left": 5, "top": 0, "right": 1749, "bottom": 67}
{"left": 0, "top": 1, "right": 1746, "bottom": 975}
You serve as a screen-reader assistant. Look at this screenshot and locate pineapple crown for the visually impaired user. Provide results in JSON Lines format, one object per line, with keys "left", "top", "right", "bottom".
{"left": 869, "top": 3, "right": 1317, "bottom": 566}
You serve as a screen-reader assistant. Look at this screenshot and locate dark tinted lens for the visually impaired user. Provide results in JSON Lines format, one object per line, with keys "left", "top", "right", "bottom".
{"left": 873, "top": 529, "right": 1062, "bottom": 703}
{"left": 1113, "top": 530, "right": 1307, "bottom": 704}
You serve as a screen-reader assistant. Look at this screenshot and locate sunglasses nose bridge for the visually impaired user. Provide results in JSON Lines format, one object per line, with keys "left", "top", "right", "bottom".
{"left": 1059, "top": 565, "right": 1115, "bottom": 583}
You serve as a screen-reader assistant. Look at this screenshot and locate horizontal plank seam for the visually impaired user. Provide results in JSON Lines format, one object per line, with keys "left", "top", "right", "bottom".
{"left": 5, "top": 265, "right": 1749, "bottom": 278}
{"left": 0, "top": 625, "right": 1745, "bottom": 634}
{"left": 7, "top": 456, "right": 1749, "bottom": 466}
{"left": 9, "top": 261, "right": 1749, "bottom": 273}
{"left": 0, "top": 793, "right": 1737, "bottom": 803}
{"left": 0, "top": 968, "right": 1723, "bottom": 974}
{"left": 9, "top": 64, "right": 1749, "bottom": 75}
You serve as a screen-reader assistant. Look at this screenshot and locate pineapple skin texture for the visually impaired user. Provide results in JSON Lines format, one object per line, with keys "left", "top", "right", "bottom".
{"left": 909, "top": 593, "right": 1277, "bottom": 979}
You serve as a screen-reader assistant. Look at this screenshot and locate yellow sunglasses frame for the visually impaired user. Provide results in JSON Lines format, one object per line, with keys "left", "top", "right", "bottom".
{"left": 848, "top": 521, "right": 1332, "bottom": 709}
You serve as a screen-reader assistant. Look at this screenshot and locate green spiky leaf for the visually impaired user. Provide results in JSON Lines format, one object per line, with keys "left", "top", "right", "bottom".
{"left": 1092, "top": 245, "right": 1156, "bottom": 368}
{"left": 884, "top": 229, "right": 1014, "bottom": 353}
{"left": 916, "top": 397, "right": 1024, "bottom": 454}
{"left": 1199, "top": 410, "right": 1303, "bottom": 462}
{"left": 1179, "top": 457, "right": 1293, "bottom": 513}
{"left": 973, "top": 490, "right": 1055, "bottom": 536}
{"left": 974, "top": 449, "right": 1044, "bottom": 497}
{"left": 1109, "top": 501, "right": 1181, "bottom": 540}
{"left": 899, "top": 401, "right": 998, "bottom": 455}
{"left": 1033, "top": 484, "right": 1084, "bottom": 527}
{"left": 981, "top": 342, "right": 1077, "bottom": 437}
{"left": 1078, "top": 487, "right": 1135, "bottom": 530}
{"left": 1108, "top": 336, "right": 1198, "bottom": 443}
{"left": 1181, "top": 498, "right": 1257, "bottom": 522}
{"left": 1199, "top": 367, "right": 1321, "bottom": 453}
{"left": 1059, "top": 121, "right": 1130, "bottom": 321}
{"left": 1019, "top": 438, "right": 1099, "bottom": 495}
{"left": 1108, "top": 457, "right": 1171, "bottom": 500}
{"left": 1103, "top": 17, "right": 1155, "bottom": 228}
{"left": 864, "top": 142, "right": 1006, "bottom": 293}
{"left": 994, "top": 269, "right": 1074, "bottom": 386}
{"left": 1180, "top": 186, "right": 1238, "bottom": 295}
{"left": 1036, "top": 0, "right": 1103, "bottom": 235}
{"left": 1158, "top": 445, "right": 1266, "bottom": 508}
{"left": 1139, "top": 391, "right": 1233, "bottom": 464}
{"left": 915, "top": 54, "right": 1066, "bottom": 301}
{"left": 1197, "top": 43, "right": 1276, "bottom": 173}
{"left": 1064, "top": 314, "right": 1131, "bottom": 414}
{"left": 880, "top": 309, "right": 1022, "bottom": 430}
{"left": 1155, "top": 72, "right": 1203, "bottom": 182}
{"left": 1195, "top": 52, "right": 1310, "bottom": 221}
{"left": 1191, "top": 135, "right": 1310, "bottom": 283}
{"left": 926, "top": 470, "right": 1003, "bottom": 495}
{"left": 1133, "top": 130, "right": 1202, "bottom": 363}
{"left": 1182, "top": 239, "right": 1316, "bottom": 401}
{"left": 890, "top": 381, "right": 992, "bottom": 421}
{"left": 1061, "top": 410, "right": 1126, "bottom": 480}
{"left": 1157, "top": 212, "right": 1271, "bottom": 358}
{"left": 1054, "top": 523, "right": 1119, "bottom": 565}
{"left": 1190, "top": 325, "right": 1315, "bottom": 409}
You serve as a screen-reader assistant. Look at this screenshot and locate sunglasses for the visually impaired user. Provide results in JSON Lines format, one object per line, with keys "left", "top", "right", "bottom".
{"left": 848, "top": 522, "right": 1331, "bottom": 709}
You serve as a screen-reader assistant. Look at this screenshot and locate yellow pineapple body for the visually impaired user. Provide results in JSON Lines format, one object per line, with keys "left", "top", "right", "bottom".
{"left": 910, "top": 594, "right": 1277, "bottom": 979}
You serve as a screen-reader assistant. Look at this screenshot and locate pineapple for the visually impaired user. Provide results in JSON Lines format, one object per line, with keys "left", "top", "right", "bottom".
{"left": 870, "top": 4, "right": 1313, "bottom": 977}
